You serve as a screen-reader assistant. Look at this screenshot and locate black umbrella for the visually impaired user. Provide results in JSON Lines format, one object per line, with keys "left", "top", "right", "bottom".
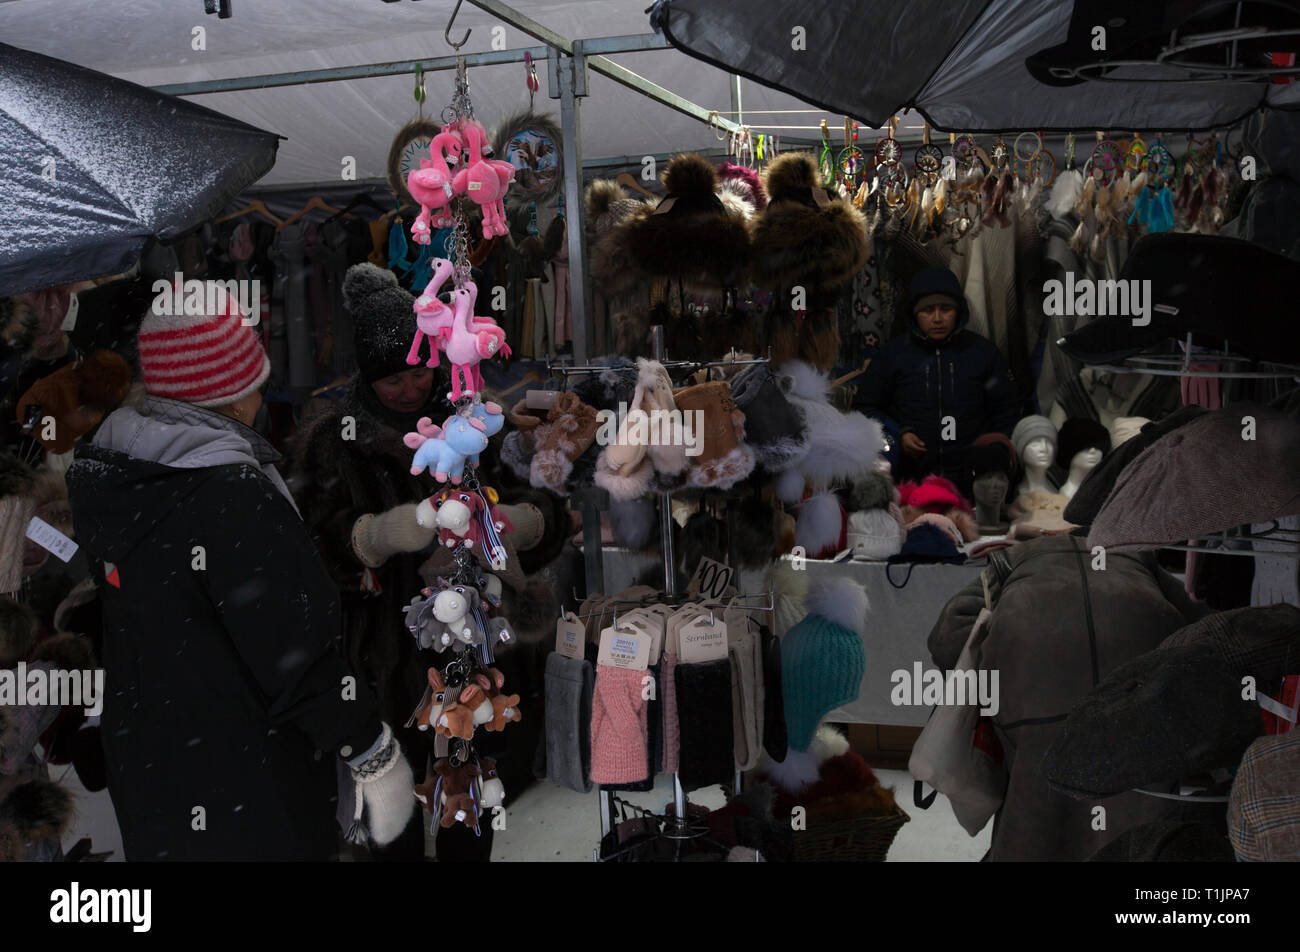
{"left": 650, "top": 0, "right": 1300, "bottom": 132}
{"left": 0, "top": 42, "right": 279, "bottom": 298}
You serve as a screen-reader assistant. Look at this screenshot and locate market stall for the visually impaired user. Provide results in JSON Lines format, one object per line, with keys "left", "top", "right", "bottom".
{"left": 2, "top": 0, "right": 1300, "bottom": 873}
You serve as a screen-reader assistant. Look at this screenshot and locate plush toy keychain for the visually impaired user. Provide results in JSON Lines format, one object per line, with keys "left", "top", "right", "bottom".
{"left": 404, "top": 414, "right": 489, "bottom": 483}
{"left": 451, "top": 118, "right": 514, "bottom": 238}
{"left": 408, "top": 127, "right": 465, "bottom": 244}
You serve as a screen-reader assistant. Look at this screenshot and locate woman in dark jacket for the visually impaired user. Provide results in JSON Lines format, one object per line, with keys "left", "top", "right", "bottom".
{"left": 65, "top": 288, "right": 410, "bottom": 861}
{"left": 284, "top": 263, "right": 565, "bottom": 862}
{"left": 854, "top": 268, "right": 1023, "bottom": 492}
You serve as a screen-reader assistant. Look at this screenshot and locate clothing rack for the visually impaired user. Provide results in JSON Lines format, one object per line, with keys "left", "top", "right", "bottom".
{"left": 1161, "top": 521, "right": 1300, "bottom": 558}
{"left": 1083, "top": 334, "right": 1300, "bottom": 381}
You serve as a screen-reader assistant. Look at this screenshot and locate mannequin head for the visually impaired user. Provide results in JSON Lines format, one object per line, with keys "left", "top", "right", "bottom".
{"left": 973, "top": 471, "right": 1010, "bottom": 508}
{"left": 1021, "top": 437, "right": 1055, "bottom": 472}
{"left": 1069, "top": 447, "right": 1104, "bottom": 473}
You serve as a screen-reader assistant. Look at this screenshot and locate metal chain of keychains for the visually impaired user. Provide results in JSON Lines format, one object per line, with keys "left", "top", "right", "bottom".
{"left": 440, "top": 55, "right": 477, "bottom": 291}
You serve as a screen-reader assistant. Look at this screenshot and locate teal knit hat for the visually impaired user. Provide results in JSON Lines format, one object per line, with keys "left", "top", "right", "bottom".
{"left": 781, "top": 576, "right": 868, "bottom": 752}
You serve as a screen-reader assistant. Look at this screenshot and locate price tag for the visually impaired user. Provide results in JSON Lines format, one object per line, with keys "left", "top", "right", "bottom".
{"left": 678, "top": 613, "right": 728, "bottom": 663}
{"left": 597, "top": 625, "right": 651, "bottom": 671}
{"left": 26, "top": 516, "right": 78, "bottom": 563}
{"left": 61, "top": 292, "right": 79, "bottom": 332}
{"left": 468, "top": 181, "right": 483, "bottom": 191}
{"left": 555, "top": 612, "right": 585, "bottom": 660}
{"left": 619, "top": 611, "right": 663, "bottom": 666}
{"left": 686, "top": 556, "right": 735, "bottom": 600}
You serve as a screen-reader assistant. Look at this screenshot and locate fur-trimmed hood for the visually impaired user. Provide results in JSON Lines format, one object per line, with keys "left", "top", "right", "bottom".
{"left": 752, "top": 152, "right": 868, "bottom": 290}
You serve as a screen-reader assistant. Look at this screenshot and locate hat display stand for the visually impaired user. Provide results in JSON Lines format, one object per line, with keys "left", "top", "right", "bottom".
{"left": 554, "top": 324, "right": 777, "bottom": 861}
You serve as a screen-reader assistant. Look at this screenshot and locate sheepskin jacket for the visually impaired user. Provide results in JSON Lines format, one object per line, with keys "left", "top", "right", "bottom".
{"left": 927, "top": 535, "right": 1208, "bottom": 861}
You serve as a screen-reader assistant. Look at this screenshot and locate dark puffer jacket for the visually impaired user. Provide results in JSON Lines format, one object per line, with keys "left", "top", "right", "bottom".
{"left": 928, "top": 535, "right": 1210, "bottom": 861}
{"left": 854, "top": 272, "right": 1022, "bottom": 488}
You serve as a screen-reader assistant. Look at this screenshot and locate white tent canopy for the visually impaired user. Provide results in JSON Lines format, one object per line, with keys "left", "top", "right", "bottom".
{"left": 0, "top": 0, "right": 843, "bottom": 186}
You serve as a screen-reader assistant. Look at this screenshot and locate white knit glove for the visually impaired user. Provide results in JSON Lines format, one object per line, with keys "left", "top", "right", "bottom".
{"left": 351, "top": 504, "right": 438, "bottom": 568}
{"left": 346, "top": 723, "right": 415, "bottom": 847}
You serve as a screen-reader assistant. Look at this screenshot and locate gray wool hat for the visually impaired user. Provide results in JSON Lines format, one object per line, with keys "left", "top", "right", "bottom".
{"left": 1011, "top": 415, "right": 1058, "bottom": 459}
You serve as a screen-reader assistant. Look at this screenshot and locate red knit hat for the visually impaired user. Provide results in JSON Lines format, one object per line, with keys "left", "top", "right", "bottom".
{"left": 137, "top": 283, "right": 270, "bottom": 407}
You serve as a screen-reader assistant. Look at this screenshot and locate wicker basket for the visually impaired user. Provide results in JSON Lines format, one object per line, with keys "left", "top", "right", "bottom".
{"left": 792, "top": 806, "right": 910, "bottom": 862}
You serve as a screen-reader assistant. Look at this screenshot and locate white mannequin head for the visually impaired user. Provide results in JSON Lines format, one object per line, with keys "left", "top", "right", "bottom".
{"left": 1022, "top": 437, "right": 1055, "bottom": 472}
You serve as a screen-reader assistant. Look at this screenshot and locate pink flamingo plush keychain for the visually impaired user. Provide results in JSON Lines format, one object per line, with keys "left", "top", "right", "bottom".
{"left": 408, "top": 127, "right": 465, "bottom": 245}
{"left": 452, "top": 119, "right": 514, "bottom": 238}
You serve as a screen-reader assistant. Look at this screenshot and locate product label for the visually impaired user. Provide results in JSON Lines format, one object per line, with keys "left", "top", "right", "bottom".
{"left": 26, "top": 516, "right": 78, "bottom": 563}
{"left": 597, "top": 625, "right": 651, "bottom": 671}
{"left": 678, "top": 614, "right": 728, "bottom": 663}
{"left": 619, "top": 612, "right": 663, "bottom": 666}
{"left": 468, "top": 181, "right": 483, "bottom": 191}
{"left": 555, "top": 612, "right": 585, "bottom": 660}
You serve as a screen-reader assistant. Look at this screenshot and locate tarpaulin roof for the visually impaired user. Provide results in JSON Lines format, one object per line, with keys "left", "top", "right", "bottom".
{"left": 0, "top": 0, "right": 839, "bottom": 187}
{"left": 0, "top": 42, "right": 278, "bottom": 297}
{"left": 651, "top": 0, "right": 1300, "bottom": 132}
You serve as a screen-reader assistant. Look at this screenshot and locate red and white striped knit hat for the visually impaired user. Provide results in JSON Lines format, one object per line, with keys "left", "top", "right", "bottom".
{"left": 137, "top": 283, "right": 270, "bottom": 407}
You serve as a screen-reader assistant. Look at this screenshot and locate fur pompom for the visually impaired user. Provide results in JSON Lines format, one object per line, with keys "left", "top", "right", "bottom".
{"left": 764, "top": 152, "right": 822, "bottom": 198}
{"left": 774, "top": 466, "right": 806, "bottom": 504}
{"left": 530, "top": 449, "right": 573, "bottom": 494}
{"left": 794, "top": 491, "right": 844, "bottom": 557}
{"left": 804, "top": 576, "right": 869, "bottom": 634}
{"left": 608, "top": 496, "right": 656, "bottom": 550}
{"left": 731, "top": 496, "right": 779, "bottom": 568}
{"left": 781, "top": 360, "right": 829, "bottom": 402}
{"left": 0, "top": 780, "right": 74, "bottom": 842}
{"left": 504, "top": 578, "right": 559, "bottom": 642}
{"left": 662, "top": 152, "right": 719, "bottom": 199}
{"left": 760, "top": 726, "right": 850, "bottom": 789}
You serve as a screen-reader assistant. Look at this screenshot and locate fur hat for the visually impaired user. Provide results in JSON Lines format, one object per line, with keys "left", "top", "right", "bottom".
{"left": 343, "top": 263, "right": 421, "bottom": 384}
{"left": 672, "top": 380, "right": 755, "bottom": 490}
{"left": 718, "top": 162, "right": 767, "bottom": 211}
{"left": 586, "top": 180, "right": 653, "bottom": 298}
{"left": 0, "top": 780, "right": 75, "bottom": 847}
{"left": 968, "top": 432, "right": 1018, "bottom": 480}
{"left": 0, "top": 595, "right": 37, "bottom": 666}
{"left": 611, "top": 154, "right": 753, "bottom": 292}
{"left": 794, "top": 491, "right": 845, "bottom": 560}
{"left": 1056, "top": 417, "right": 1111, "bottom": 469}
{"left": 773, "top": 361, "right": 882, "bottom": 501}
{"left": 752, "top": 153, "right": 868, "bottom": 290}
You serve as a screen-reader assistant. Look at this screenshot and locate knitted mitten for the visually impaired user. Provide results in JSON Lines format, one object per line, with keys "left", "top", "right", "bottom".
{"left": 345, "top": 723, "right": 415, "bottom": 847}
{"left": 589, "top": 666, "right": 649, "bottom": 785}
{"left": 351, "top": 503, "right": 437, "bottom": 567}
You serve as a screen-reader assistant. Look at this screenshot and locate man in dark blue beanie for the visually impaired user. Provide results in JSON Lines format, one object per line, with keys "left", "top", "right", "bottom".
{"left": 853, "top": 267, "right": 1023, "bottom": 492}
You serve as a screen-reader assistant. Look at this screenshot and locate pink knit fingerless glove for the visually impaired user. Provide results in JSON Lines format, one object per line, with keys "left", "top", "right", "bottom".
{"left": 589, "top": 666, "right": 648, "bottom": 785}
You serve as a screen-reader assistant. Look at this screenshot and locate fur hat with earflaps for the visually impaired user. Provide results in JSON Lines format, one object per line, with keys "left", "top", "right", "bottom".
{"left": 753, "top": 153, "right": 869, "bottom": 290}
{"left": 610, "top": 154, "right": 754, "bottom": 292}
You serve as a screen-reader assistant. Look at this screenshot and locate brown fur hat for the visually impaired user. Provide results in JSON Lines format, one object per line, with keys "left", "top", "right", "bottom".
{"left": 770, "top": 307, "right": 842, "bottom": 373}
{"left": 753, "top": 153, "right": 868, "bottom": 290}
{"left": 31, "top": 631, "right": 96, "bottom": 670}
{"left": 613, "top": 154, "right": 753, "bottom": 292}
{"left": 587, "top": 180, "right": 652, "bottom": 298}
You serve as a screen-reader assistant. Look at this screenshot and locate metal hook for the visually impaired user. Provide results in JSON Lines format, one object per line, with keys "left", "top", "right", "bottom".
{"left": 445, "top": 0, "right": 471, "bottom": 50}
